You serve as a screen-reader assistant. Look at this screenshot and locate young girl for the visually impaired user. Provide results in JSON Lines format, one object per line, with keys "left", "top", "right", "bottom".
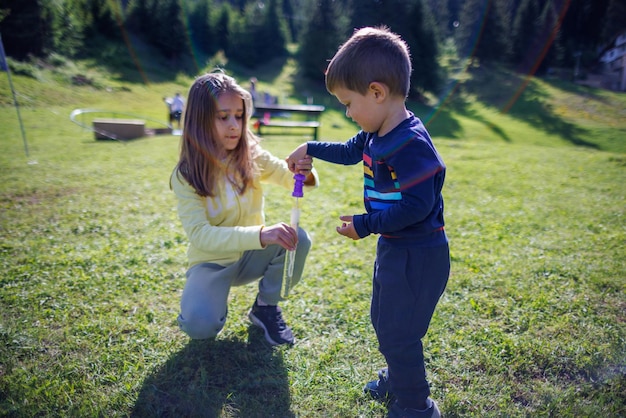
{"left": 170, "top": 71, "right": 317, "bottom": 345}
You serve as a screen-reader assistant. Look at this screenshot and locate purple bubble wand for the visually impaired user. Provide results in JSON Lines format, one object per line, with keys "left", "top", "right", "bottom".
{"left": 281, "top": 173, "right": 305, "bottom": 298}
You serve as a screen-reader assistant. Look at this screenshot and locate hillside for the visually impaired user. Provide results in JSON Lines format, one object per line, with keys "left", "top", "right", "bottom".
{"left": 1, "top": 54, "right": 625, "bottom": 157}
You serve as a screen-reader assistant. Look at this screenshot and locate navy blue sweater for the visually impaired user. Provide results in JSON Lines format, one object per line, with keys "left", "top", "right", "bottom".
{"left": 307, "top": 113, "right": 447, "bottom": 247}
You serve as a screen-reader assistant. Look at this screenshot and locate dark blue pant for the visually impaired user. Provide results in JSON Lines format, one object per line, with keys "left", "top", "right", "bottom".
{"left": 371, "top": 240, "right": 450, "bottom": 409}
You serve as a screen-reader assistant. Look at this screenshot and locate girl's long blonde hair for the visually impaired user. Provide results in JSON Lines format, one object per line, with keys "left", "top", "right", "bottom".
{"left": 173, "top": 71, "right": 259, "bottom": 197}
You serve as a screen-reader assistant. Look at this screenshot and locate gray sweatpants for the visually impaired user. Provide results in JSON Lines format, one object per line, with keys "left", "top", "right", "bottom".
{"left": 177, "top": 227, "right": 311, "bottom": 339}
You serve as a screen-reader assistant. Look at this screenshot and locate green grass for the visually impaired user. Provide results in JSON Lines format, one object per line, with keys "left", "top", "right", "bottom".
{"left": 0, "top": 57, "right": 625, "bottom": 417}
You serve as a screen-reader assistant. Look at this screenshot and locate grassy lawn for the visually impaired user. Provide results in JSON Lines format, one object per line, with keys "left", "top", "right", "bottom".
{"left": 0, "top": 58, "right": 624, "bottom": 417}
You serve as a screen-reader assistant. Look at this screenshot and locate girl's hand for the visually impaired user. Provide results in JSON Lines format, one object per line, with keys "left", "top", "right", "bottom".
{"left": 260, "top": 223, "right": 298, "bottom": 251}
{"left": 336, "top": 215, "right": 360, "bottom": 240}
{"left": 292, "top": 155, "right": 314, "bottom": 177}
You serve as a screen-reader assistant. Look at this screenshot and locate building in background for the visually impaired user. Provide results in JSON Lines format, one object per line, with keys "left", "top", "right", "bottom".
{"left": 598, "top": 31, "right": 626, "bottom": 92}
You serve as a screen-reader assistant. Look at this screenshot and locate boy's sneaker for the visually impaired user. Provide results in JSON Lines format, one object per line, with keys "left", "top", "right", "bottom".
{"left": 364, "top": 367, "right": 394, "bottom": 402}
{"left": 248, "top": 300, "right": 294, "bottom": 346}
{"left": 387, "top": 398, "right": 441, "bottom": 418}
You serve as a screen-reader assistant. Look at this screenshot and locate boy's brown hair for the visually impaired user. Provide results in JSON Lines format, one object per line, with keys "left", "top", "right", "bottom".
{"left": 325, "top": 26, "right": 412, "bottom": 98}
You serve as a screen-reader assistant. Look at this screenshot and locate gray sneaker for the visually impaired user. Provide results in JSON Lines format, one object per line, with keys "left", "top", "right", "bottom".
{"left": 248, "top": 300, "right": 294, "bottom": 346}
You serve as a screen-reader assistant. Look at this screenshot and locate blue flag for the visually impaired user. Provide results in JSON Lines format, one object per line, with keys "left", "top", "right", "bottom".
{"left": 0, "top": 34, "right": 8, "bottom": 71}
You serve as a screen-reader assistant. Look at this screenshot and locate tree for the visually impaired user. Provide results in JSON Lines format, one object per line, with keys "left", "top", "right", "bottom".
{"left": 264, "top": 0, "right": 287, "bottom": 57}
{"left": 126, "top": 0, "right": 151, "bottom": 36}
{"left": 82, "top": 0, "right": 121, "bottom": 41}
{"left": 601, "top": 0, "right": 626, "bottom": 46}
{"left": 155, "top": 0, "right": 189, "bottom": 58}
{"left": 125, "top": 0, "right": 188, "bottom": 59}
{"left": 536, "top": 0, "right": 567, "bottom": 73}
{"left": 346, "top": 0, "right": 442, "bottom": 95}
{"left": 228, "top": 0, "right": 287, "bottom": 68}
{"left": 456, "top": 0, "right": 511, "bottom": 65}
{"left": 511, "top": 0, "right": 542, "bottom": 65}
{"left": 298, "top": 0, "right": 344, "bottom": 81}
{"left": 214, "top": 3, "right": 232, "bottom": 54}
{"left": 405, "top": 0, "right": 443, "bottom": 96}
{"left": 0, "top": 0, "right": 50, "bottom": 59}
{"left": 447, "top": 0, "right": 463, "bottom": 30}
{"left": 187, "top": 0, "right": 215, "bottom": 56}
{"left": 282, "top": 0, "right": 296, "bottom": 42}
{"left": 559, "top": 0, "right": 610, "bottom": 65}
{"left": 49, "top": 0, "right": 85, "bottom": 57}
{"left": 424, "top": 0, "right": 451, "bottom": 41}
{"left": 349, "top": 0, "right": 411, "bottom": 35}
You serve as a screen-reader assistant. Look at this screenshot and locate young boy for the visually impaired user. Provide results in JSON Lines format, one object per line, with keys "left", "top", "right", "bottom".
{"left": 287, "top": 27, "right": 449, "bottom": 418}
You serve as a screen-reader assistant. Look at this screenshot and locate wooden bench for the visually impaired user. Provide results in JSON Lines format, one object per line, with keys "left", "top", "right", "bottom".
{"left": 92, "top": 118, "right": 145, "bottom": 140}
{"left": 253, "top": 103, "right": 324, "bottom": 140}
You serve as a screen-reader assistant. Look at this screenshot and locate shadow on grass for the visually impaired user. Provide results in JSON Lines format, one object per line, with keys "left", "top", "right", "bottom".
{"left": 462, "top": 66, "right": 599, "bottom": 149}
{"left": 423, "top": 108, "right": 462, "bottom": 140}
{"left": 413, "top": 93, "right": 512, "bottom": 142}
{"left": 132, "top": 326, "right": 294, "bottom": 418}
{"left": 411, "top": 66, "right": 606, "bottom": 149}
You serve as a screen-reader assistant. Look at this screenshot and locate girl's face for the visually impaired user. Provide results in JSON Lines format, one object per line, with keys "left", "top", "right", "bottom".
{"left": 214, "top": 91, "right": 244, "bottom": 154}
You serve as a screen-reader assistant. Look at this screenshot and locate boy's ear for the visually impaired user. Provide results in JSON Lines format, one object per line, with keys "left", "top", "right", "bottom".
{"left": 368, "top": 82, "right": 388, "bottom": 102}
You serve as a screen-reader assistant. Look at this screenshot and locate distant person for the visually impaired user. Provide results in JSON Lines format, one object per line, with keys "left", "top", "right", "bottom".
{"left": 170, "top": 92, "right": 185, "bottom": 129}
{"left": 287, "top": 27, "right": 449, "bottom": 418}
{"left": 163, "top": 96, "right": 173, "bottom": 127}
{"left": 170, "top": 71, "right": 318, "bottom": 346}
{"left": 249, "top": 77, "right": 258, "bottom": 104}
{"left": 263, "top": 91, "right": 277, "bottom": 105}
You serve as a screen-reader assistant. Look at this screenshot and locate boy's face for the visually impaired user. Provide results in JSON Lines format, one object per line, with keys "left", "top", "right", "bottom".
{"left": 332, "top": 86, "right": 383, "bottom": 134}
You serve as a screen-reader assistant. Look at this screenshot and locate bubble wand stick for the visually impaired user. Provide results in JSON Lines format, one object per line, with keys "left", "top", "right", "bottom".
{"left": 281, "top": 173, "right": 306, "bottom": 298}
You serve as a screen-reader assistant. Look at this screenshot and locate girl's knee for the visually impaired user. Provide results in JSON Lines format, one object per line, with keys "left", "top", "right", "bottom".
{"left": 297, "top": 228, "right": 312, "bottom": 252}
{"left": 177, "top": 313, "right": 225, "bottom": 340}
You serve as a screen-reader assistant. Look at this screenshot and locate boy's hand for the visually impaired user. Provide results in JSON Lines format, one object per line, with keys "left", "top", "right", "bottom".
{"left": 286, "top": 143, "right": 309, "bottom": 174}
{"left": 291, "top": 155, "right": 314, "bottom": 177}
{"left": 336, "top": 215, "right": 360, "bottom": 240}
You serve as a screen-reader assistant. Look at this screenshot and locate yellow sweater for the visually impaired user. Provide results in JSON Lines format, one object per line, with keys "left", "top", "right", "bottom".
{"left": 171, "top": 147, "right": 317, "bottom": 267}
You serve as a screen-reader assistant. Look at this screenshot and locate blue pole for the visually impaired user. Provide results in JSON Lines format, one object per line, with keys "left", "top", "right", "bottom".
{"left": 0, "top": 33, "right": 29, "bottom": 158}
